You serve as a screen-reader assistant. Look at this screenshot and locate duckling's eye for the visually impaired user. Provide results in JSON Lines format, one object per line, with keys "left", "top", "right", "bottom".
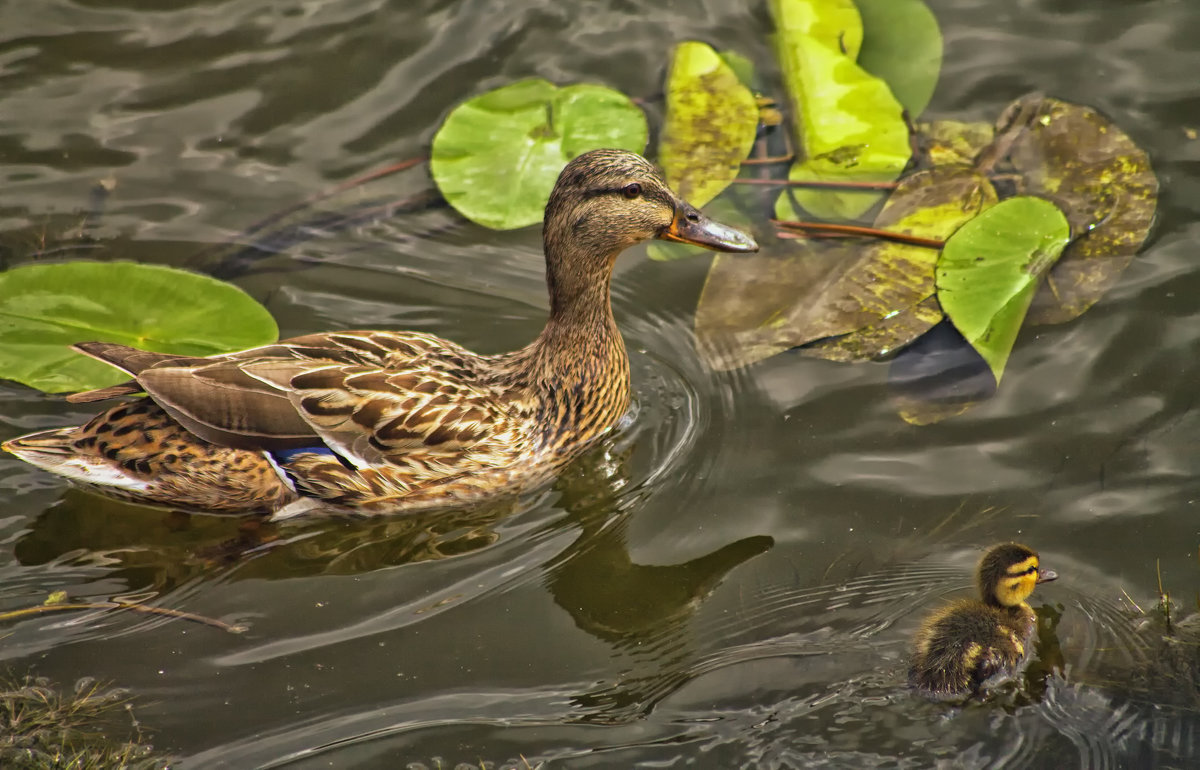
{"left": 622, "top": 183, "right": 641, "bottom": 199}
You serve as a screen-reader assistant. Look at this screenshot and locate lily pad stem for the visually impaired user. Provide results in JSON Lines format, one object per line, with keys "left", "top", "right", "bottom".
{"left": 733, "top": 178, "right": 899, "bottom": 190}
{"left": 773, "top": 219, "right": 945, "bottom": 248}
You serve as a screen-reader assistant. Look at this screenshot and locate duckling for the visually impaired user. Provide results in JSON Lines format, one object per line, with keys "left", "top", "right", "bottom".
{"left": 910, "top": 542, "right": 1058, "bottom": 699}
{"left": 2, "top": 150, "right": 757, "bottom": 516}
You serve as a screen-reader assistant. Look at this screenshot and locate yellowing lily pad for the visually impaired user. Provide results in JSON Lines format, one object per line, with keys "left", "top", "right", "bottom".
{"left": 798, "top": 166, "right": 997, "bottom": 362}
{"left": 430, "top": 79, "right": 648, "bottom": 230}
{"left": 998, "top": 95, "right": 1159, "bottom": 324}
{"left": 695, "top": 166, "right": 994, "bottom": 371}
{"left": 770, "top": 0, "right": 863, "bottom": 57}
{"left": 0, "top": 261, "right": 278, "bottom": 393}
{"left": 936, "top": 196, "right": 1071, "bottom": 383}
{"left": 659, "top": 41, "right": 760, "bottom": 208}
{"left": 770, "top": 0, "right": 912, "bottom": 221}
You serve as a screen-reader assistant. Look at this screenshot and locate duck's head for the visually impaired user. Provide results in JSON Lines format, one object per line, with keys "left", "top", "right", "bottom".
{"left": 542, "top": 149, "right": 757, "bottom": 283}
{"left": 977, "top": 542, "right": 1058, "bottom": 608}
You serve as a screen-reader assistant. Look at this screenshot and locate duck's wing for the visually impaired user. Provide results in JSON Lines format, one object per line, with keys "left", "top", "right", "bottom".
{"left": 71, "top": 332, "right": 517, "bottom": 465}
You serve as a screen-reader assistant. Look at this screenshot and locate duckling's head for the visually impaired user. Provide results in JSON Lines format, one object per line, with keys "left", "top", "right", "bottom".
{"left": 542, "top": 150, "right": 757, "bottom": 301}
{"left": 977, "top": 542, "right": 1058, "bottom": 608}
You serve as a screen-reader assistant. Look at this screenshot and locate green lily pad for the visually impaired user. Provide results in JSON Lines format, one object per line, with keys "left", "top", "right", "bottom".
{"left": 0, "top": 261, "right": 278, "bottom": 393}
{"left": 718, "top": 50, "right": 759, "bottom": 91}
{"left": 935, "top": 196, "right": 1071, "bottom": 383}
{"left": 770, "top": 0, "right": 912, "bottom": 221}
{"left": 998, "top": 95, "right": 1159, "bottom": 324}
{"left": 856, "top": 0, "right": 942, "bottom": 117}
{"left": 430, "top": 79, "right": 648, "bottom": 230}
{"left": 659, "top": 41, "right": 760, "bottom": 208}
{"left": 696, "top": 166, "right": 995, "bottom": 371}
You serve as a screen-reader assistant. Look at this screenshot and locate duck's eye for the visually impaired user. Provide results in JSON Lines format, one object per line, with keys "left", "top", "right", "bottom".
{"left": 622, "top": 183, "right": 642, "bottom": 199}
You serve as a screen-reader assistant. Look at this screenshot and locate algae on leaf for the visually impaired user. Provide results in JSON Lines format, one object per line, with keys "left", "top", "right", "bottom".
{"left": 935, "top": 196, "right": 1071, "bottom": 383}
{"left": 770, "top": 0, "right": 912, "bottom": 221}
{"left": 0, "top": 261, "right": 278, "bottom": 393}
{"left": 995, "top": 95, "right": 1159, "bottom": 325}
{"left": 659, "top": 42, "right": 760, "bottom": 208}
{"left": 916, "top": 120, "right": 995, "bottom": 167}
{"left": 430, "top": 79, "right": 647, "bottom": 230}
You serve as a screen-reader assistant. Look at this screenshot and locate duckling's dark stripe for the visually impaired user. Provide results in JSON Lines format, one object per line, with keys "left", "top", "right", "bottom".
{"left": 1004, "top": 556, "right": 1040, "bottom": 576}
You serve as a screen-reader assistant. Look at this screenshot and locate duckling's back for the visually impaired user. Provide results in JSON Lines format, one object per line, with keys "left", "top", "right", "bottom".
{"left": 910, "top": 600, "right": 1037, "bottom": 698}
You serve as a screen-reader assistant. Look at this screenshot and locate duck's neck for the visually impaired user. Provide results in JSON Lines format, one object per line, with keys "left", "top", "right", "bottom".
{"left": 510, "top": 240, "right": 632, "bottom": 441}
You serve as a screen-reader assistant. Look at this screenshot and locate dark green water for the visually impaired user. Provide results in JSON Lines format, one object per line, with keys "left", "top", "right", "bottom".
{"left": 2, "top": 0, "right": 1199, "bottom": 767}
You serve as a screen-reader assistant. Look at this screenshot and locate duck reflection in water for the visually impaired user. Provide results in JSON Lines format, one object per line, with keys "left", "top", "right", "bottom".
{"left": 12, "top": 435, "right": 771, "bottom": 649}
{"left": 543, "top": 445, "right": 773, "bottom": 721}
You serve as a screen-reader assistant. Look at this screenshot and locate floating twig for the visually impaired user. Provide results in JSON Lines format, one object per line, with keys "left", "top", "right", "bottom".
{"left": 0, "top": 600, "right": 246, "bottom": 634}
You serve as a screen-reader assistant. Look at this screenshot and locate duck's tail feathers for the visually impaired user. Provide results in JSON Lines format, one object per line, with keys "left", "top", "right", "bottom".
{"left": 65, "top": 342, "right": 211, "bottom": 403}
{"left": 72, "top": 342, "right": 193, "bottom": 375}
{"left": 66, "top": 381, "right": 143, "bottom": 403}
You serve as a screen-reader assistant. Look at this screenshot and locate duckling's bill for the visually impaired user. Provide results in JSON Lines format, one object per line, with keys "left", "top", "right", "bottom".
{"left": 659, "top": 203, "right": 758, "bottom": 252}
{"left": 1036, "top": 567, "right": 1058, "bottom": 584}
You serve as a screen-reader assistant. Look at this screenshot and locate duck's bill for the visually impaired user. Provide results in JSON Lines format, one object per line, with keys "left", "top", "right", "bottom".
{"left": 660, "top": 204, "right": 758, "bottom": 252}
{"left": 1036, "top": 569, "right": 1058, "bottom": 584}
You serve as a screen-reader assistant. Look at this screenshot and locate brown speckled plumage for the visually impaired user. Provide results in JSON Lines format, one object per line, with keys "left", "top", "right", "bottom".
{"left": 909, "top": 542, "right": 1058, "bottom": 699}
{"left": 2, "top": 150, "right": 756, "bottom": 516}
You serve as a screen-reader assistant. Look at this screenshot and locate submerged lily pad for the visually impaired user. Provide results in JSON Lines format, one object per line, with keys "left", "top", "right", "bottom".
{"left": 770, "top": 0, "right": 912, "bottom": 221}
{"left": 888, "top": 320, "right": 997, "bottom": 425}
{"left": 695, "top": 237, "right": 853, "bottom": 371}
{"left": 430, "top": 79, "right": 648, "bottom": 230}
{"left": 856, "top": 0, "right": 942, "bottom": 117}
{"left": 936, "top": 196, "right": 1071, "bottom": 383}
{"left": 998, "top": 95, "right": 1159, "bottom": 324}
{"left": 659, "top": 42, "right": 760, "bottom": 208}
{"left": 0, "top": 261, "right": 278, "bottom": 393}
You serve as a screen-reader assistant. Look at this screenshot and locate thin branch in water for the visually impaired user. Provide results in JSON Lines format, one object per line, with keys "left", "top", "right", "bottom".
{"left": 1119, "top": 587, "right": 1144, "bottom": 615}
{"left": 773, "top": 219, "right": 946, "bottom": 248}
{"left": 0, "top": 601, "right": 247, "bottom": 633}
{"left": 1157, "top": 558, "right": 1172, "bottom": 633}
{"left": 230, "top": 155, "right": 428, "bottom": 241}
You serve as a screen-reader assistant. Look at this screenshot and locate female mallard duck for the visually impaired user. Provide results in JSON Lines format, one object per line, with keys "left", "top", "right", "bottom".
{"left": 2, "top": 149, "right": 756, "bottom": 517}
{"left": 910, "top": 542, "right": 1058, "bottom": 699}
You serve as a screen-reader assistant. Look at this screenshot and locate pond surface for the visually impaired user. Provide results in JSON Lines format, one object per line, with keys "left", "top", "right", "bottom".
{"left": 2, "top": 0, "right": 1200, "bottom": 767}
